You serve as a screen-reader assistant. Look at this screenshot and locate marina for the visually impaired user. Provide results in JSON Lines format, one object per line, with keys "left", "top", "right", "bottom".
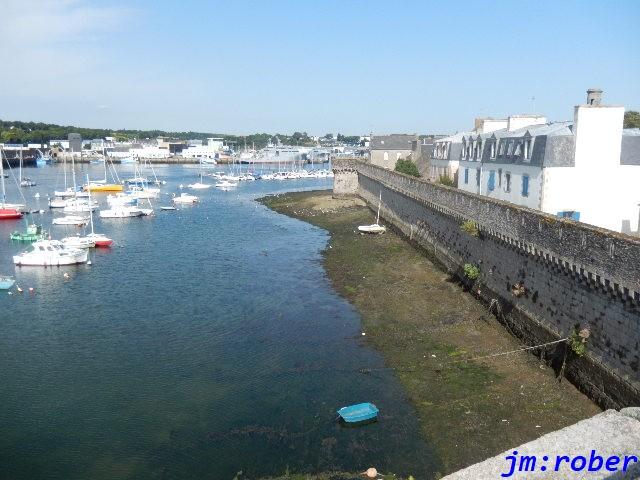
{"left": 0, "top": 162, "right": 436, "bottom": 479}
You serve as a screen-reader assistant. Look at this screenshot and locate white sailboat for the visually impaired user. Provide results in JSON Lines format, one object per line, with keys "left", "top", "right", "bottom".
{"left": 358, "top": 192, "right": 386, "bottom": 234}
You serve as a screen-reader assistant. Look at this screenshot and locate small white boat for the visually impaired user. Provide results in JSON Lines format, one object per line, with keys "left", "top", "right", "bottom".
{"left": 99, "top": 206, "right": 144, "bottom": 218}
{"left": 215, "top": 180, "right": 238, "bottom": 190}
{"left": 358, "top": 192, "right": 386, "bottom": 234}
{"left": 107, "top": 193, "right": 137, "bottom": 206}
{"left": 48, "top": 198, "right": 67, "bottom": 208}
{"left": 139, "top": 208, "right": 154, "bottom": 216}
{"left": 85, "top": 233, "right": 113, "bottom": 247}
{"left": 160, "top": 206, "right": 176, "bottom": 211}
{"left": 52, "top": 215, "right": 89, "bottom": 226}
{"left": 63, "top": 199, "right": 99, "bottom": 213}
{"left": 188, "top": 182, "right": 212, "bottom": 189}
{"left": 61, "top": 235, "right": 96, "bottom": 249}
{"left": 13, "top": 239, "right": 88, "bottom": 266}
{"left": 172, "top": 193, "right": 198, "bottom": 204}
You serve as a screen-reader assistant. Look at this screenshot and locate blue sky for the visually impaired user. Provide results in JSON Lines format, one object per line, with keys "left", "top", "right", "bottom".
{"left": 1, "top": 0, "right": 639, "bottom": 135}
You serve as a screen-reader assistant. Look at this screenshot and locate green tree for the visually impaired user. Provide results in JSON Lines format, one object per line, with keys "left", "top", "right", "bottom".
{"left": 395, "top": 158, "right": 420, "bottom": 177}
{"left": 624, "top": 111, "right": 640, "bottom": 129}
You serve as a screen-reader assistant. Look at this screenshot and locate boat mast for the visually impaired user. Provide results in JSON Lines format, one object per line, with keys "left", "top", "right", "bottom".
{"left": 376, "top": 191, "right": 382, "bottom": 225}
{"left": 0, "top": 147, "right": 6, "bottom": 208}
{"left": 19, "top": 147, "right": 23, "bottom": 183}
{"left": 86, "top": 174, "right": 95, "bottom": 235}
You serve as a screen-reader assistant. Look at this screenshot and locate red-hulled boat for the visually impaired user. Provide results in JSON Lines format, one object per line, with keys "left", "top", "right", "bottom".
{"left": 87, "top": 233, "right": 113, "bottom": 248}
{"left": 0, "top": 207, "right": 23, "bottom": 220}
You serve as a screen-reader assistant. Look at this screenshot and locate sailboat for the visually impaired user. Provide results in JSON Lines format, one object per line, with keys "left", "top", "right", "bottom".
{"left": 0, "top": 148, "right": 24, "bottom": 220}
{"left": 188, "top": 172, "right": 212, "bottom": 189}
{"left": 84, "top": 152, "right": 123, "bottom": 192}
{"left": 358, "top": 192, "right": 386, "bottom": 234}
{"left": 82, "top": 175, "right": 113, "bottom": 247}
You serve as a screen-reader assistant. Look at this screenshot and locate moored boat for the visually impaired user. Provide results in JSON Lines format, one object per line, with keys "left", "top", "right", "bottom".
{"left": 336, "top": 403, "right": 379, "bottom": 424}
{"left": 172, "top": 192, "right": 198, "bottom": 204}
{"left": 13, "top": 240, "right": 88, "bottom": 266}
{"left": 61, "top": 235, "right": 95, "bottom": 249}
{"left": 52, "top": 215, "right": 89, "bottom": 226}
{"left": 84, "top": 182, "right": 124, "bottom": 192}
{"left": 99, "top": 205, "right": 144, "bottom": 218}
{"left": 0, "top": 275, "right": 16, "bottom": 289}
{"left": 86, "top": 233, "right": 113, "bottom": 247}
{"left": 10, "top": 224, "right": 46, "bottom": 242}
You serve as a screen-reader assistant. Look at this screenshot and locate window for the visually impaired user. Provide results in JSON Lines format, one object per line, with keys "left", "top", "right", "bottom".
{"left": 477, "top": 140, "right": 482, "bottom": 160}
{"left": 524, "top": 139, "right": 532, "bottom": 160}
{"left": 505, "top": 172, "right": 511, "bottom": 192}
{"left": 461, "top": 141, "right": 466, "bottom": 159}
{"left": 498, "top": 168, "right": 502, "bottom": 187}
{"left": 464, "top": 168, "right": 469, "bottom": 184}
{"left": 490, "top": 142, "right": 496, "bottom": 159}
{"left": 522, "top": 175, "right": 530, "bottom": 197}
{"left": 507, "top": 141, "right": 514, "bottom": 156}
{"left": 475, "top": 168, "right": 480, "bottom": 187}
{"left": 498, "top": 141, "right": 505, "bottom": 156}
{"left": 514, "top": 142, "right": 522, "bottom": 156}
{"left": 488, "top": 170, "right": 495, "bottom": 192}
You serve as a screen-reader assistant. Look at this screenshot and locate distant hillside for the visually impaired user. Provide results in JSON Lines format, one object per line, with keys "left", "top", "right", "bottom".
{"left": 0, "top": 120, "right": 317, "bottom": 150}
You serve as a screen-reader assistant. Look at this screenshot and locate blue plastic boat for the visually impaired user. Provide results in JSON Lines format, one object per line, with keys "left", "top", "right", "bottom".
{"left": 0, "top": 275, "right": 16, "bottom": 290}
{"left": 337, "top": 402, "right": 379, "bottom": 423}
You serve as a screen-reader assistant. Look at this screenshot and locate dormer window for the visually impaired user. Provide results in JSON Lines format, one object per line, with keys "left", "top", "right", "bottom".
{"left": 514, "top": 141, "right": 522, "bottom": 156}
{"left": 507, "top": 141, "right": 514, "bottom": 156}
{"left": 461, "top": 141, "right": 466, "bottom": 159}
{"left": 490, "top": 142, "right": 496, "bottom": 159}
{"left": 524, "top": 139, "right": 533, "bottom": 160}
{"left": 498, "top": 141, "right": 505, "bottom": 156}
{"left": 477, "top": 140, "right": 482, "bottom": 160}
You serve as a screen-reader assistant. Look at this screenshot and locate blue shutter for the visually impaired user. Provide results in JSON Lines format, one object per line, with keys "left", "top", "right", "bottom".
{"left": 464, "top": 168, "right": 469, "bottom": 184}
{"left": 488, "top": 171, "right": 495, "bottom": 191}
{"left": 522, "top": 175, "right": 529, "bottom": 197}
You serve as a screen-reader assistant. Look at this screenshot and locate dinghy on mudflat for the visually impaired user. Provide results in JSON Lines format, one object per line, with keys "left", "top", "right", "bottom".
{"left": 336, "top": 402, "right": 379, "bottom": 423}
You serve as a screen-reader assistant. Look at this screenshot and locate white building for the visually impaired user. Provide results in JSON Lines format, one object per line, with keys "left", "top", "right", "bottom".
{"left": 429, "top": 118, "right": 511, "bottom": 182}
{"left": 456, "top": 89, "right": 640, "bottom": 234}
{"left": 181, "top": 138, "right": 224, "bottom": 159}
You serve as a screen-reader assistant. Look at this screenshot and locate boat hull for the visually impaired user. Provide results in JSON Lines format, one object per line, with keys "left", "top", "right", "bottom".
{"left": 85, "top": 184, "right": 124, "bottom": 192}
{"left": 0, "top": 208, "right": 24, "bottom": 220}
{"left": 337, "top": 403, "right": 379, "bottom": 423}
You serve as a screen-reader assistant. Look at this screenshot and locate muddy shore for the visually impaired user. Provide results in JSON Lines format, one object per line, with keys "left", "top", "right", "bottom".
{"left": 259, "top": 190, "right": 600, "bottom": 478}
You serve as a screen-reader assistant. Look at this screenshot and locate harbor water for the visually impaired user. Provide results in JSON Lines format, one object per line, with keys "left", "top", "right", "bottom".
{"left": 0, "top": 164, "right": 437, "bottom": 479}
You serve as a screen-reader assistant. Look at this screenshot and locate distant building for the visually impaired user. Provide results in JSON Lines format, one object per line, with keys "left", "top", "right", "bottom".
{"left": 68, "top": 133, "right": 82, "bottom": 152}
{"left": 455, "top": 89, "right": 640, "bottom": 234}
{"left": 369, "top": 134, "right": 417, "bottom": 169}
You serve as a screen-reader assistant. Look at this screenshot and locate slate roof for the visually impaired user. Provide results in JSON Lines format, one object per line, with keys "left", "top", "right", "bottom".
{"left": 370, "top": 134, "right": 417, "bottom": 150}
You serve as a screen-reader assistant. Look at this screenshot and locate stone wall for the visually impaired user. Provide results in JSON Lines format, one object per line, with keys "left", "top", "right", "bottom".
{"left": 333, "top": 158, "right": 640, "bottom": 408}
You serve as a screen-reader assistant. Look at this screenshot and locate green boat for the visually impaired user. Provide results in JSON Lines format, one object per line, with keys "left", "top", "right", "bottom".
{"left": 10, "top": 223, "right": 46, "bottom": 242}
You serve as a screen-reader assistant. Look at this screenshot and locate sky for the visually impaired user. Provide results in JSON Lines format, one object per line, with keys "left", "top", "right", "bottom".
{"left": 0, "top": 0, "right": 639, "bottom": 136}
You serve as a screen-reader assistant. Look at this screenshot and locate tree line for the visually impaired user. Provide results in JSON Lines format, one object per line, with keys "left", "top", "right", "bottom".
{"left": 0, "top": 120, "right": 364, "bottom": 150}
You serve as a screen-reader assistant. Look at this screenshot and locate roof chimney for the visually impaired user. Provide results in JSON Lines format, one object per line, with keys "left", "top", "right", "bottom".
{"left": 586, "top": 88, "right": 603, "bottom": 106}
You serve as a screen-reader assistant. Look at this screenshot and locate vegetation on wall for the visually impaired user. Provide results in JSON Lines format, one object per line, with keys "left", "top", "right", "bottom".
{"left": 394, "top": 158, "right": 420, "bottom": 177}
{"left": 460, "top": 220, "right": 480, "bottom": 237}
{"left": 624, "top": 111, "right": 640, "bottom": 129}
{"left": 463, "top": 263, "right": 480, "bottom": 281}
{"left": 437, "top": 174, "right": 456, "bottom": 187}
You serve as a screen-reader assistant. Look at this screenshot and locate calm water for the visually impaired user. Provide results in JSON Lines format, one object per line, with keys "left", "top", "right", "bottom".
{"left": 0, "top": 164, "right": 437, "bottom": 479}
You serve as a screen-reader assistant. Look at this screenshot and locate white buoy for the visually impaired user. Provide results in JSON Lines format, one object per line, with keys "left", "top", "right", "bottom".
{"left": 87, "top": 260, "right": 92, "bottom": 265}
{"left": 366, "top": 468, "right": 378, "bottom": 478}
